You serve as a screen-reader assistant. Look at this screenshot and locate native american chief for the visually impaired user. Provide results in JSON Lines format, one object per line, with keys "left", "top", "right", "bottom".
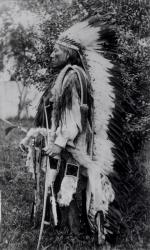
{"left": 21, "top": 16, "right": 124, "bottom": 242}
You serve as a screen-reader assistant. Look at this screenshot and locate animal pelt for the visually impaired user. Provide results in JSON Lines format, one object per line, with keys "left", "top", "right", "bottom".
{"left": 57, "top": 176, "right": 78, "bottom": 207}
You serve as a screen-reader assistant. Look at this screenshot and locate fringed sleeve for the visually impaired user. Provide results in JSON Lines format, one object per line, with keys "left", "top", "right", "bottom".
{"left": 54, "top": 72, "right": 82, "bottom": 148}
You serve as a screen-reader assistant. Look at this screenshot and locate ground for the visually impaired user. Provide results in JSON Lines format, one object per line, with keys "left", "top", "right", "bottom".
{"left": 0, "top": 118, "right": 150, "bottom": 250}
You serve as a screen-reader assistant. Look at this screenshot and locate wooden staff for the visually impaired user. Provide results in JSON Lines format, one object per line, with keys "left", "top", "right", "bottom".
{"left": 30, "top": 139, "right": 41, "bottom": 227}
{"left": 0, "top": 190, "right": 1, "bottom": 243}
{"left": 37, "top": 100, "right": 58, "bottom": 250}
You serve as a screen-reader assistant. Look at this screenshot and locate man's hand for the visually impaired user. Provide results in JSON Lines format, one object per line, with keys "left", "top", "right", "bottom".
{"left": 44, "top": 144, "right": 62, "bottom": 158}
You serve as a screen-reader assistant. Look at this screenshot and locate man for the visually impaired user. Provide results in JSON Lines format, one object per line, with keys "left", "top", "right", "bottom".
{"left": 22, "top": 16, "right": 119, "bottom": 243}
{"left": 40, "top": 17, "right": 117, "bottom": 240}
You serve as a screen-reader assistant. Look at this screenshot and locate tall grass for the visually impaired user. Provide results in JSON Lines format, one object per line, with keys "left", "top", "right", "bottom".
{"left": 0, "top": 118, "right": 150, "bottom": 249}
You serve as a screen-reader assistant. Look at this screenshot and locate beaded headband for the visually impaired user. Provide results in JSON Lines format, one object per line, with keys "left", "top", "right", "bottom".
{"left": 56, "top": 41, "right": 80, "bottom": 51}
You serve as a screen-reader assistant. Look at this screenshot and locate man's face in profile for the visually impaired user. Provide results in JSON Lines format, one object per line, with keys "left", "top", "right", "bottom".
{"left": 50, "top": 44, "right": 68, "bottom": 68}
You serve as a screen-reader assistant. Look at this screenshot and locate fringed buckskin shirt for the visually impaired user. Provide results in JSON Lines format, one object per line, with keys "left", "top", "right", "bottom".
{"left": 50, "top": 65, "right": 89, "bottom": 154}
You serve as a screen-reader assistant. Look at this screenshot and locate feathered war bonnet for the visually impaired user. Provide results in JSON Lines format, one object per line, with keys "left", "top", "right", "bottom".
{"left": 55, "top": 17, "right": 126, "bottom": 236}
{"left": 56, "top": 17, "right": 143, "bottom": 237}
{"left": 56, "top": 16, "right": 117, "bottom": 176}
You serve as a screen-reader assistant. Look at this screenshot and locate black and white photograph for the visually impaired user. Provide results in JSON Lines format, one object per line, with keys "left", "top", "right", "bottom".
{"left": 0, "top": 0, "right": 150, "bottom": 249}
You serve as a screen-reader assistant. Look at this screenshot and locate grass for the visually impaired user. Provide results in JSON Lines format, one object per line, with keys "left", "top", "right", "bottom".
{"left": 0, "top": 118, "right": 150, "bottom": 250}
